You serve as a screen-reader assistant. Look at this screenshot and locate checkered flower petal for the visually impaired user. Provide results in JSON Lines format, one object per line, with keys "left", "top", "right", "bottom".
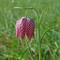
{"left": 26, "top": 18, "right": 35, "bottom": 40}
{"left": 16, "top": 18, "right": 20, "bottom": 38}
{"left": 16, "top": 17, "right": 27, "bottom": 40}
{"left": 16, "top": 17, "right": 35, "bottom": 40}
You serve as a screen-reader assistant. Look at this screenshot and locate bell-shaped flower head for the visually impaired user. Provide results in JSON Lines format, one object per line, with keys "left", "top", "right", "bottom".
{"left": 16, "top": 17, "right": 35, "bottom": 40}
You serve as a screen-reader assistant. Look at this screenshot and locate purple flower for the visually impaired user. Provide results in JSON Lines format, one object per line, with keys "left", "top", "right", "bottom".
{"left": 16, "top": 17, "right": 35, "bottom": 40}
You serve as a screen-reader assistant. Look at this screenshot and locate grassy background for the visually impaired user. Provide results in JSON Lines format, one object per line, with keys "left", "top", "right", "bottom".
{"left": 0, "top": 0, "right": 60, "bottom": 60}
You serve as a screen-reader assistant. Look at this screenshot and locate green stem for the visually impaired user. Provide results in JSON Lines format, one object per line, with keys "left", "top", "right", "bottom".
{"left": 33, "top": 8, "right": 41, "bottom": 60}
{"left": 38, "top": 22, "right": 41, "bottom": 60}
{"left": 25, "top": 9, "right": 29, "bottom": 17}
{"left": 25, "top": 8, "right": 41, "bottom": 60}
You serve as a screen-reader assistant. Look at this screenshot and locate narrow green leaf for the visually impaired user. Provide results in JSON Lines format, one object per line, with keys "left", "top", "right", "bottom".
{"left": 40, "top": 26, "right": 57, "bottom": 44}
{"left": 39, "top": 6, "right": 51, "bottom": 23}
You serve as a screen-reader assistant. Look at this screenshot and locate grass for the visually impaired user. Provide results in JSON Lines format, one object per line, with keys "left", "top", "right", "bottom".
{"left": 0, "top": 0, "right": 60, "bottom": 60}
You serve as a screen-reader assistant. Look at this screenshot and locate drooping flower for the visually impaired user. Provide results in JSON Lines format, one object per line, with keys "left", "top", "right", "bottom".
{"left": 16, "top": 17, "right": 35, "bottom": 40}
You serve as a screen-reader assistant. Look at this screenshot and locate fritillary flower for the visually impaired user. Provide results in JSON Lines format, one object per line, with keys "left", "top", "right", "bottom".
{"left": 16, "top": 17, "right": 35, "bottom": 40}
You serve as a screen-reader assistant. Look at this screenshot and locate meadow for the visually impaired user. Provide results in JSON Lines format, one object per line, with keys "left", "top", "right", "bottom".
{"left": 0, "top": 0, "right": 60, "bottom": 60}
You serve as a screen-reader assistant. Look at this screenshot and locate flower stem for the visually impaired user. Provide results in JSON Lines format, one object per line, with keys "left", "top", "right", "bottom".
{"left": 25, "top": 8, "right": 41, "bottom": 60}
{"left": 33, "top": 8, "right": 41, "bottom": 60}
{"left": 37, "top": 17, "right": 41, "bottom": 60}
{"left": 38, "top": 23, "right": 41, "bottom": 60}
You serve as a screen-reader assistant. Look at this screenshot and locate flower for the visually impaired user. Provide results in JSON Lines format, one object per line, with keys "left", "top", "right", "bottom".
{"left": 16, "top": 17, "right": 35, "bottom": 40}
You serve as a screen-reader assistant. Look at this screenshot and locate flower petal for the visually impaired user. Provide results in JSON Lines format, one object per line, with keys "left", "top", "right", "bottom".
{"left": 26, "top": 18, "right": 35, "bottom": 40}
{"left": 16, "top": 18, "right": 20, "bottom": 38}
{"left": 18, "top": 17, "right": 27, "bottom": 40}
